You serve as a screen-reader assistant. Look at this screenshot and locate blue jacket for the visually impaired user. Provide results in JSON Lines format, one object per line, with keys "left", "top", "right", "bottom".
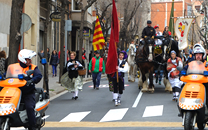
{"left": 19, "top": 62, "right": 42, "bottom": 95}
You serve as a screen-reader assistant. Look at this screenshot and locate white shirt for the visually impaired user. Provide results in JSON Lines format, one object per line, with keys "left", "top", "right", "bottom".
{"left": 155, "top": 31, "right": 162, "bottom": 45}
{"left": 118, "top": 59, "right": 129, "bottom": 73}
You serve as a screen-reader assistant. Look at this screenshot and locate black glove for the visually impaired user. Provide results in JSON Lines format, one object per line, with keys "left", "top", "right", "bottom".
{"left": 26, "top": 79, "right": 33, "bottom": 86}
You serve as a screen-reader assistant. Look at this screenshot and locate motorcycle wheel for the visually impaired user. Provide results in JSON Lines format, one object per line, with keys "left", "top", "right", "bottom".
{"left": 0, "top": 118, "right": 10, "bottom": 130}
{"left": 184, "top": 111, "right": 195, "bottom": 130}
{"left": 197, "top": 122, "right": 205, "bottom": 130}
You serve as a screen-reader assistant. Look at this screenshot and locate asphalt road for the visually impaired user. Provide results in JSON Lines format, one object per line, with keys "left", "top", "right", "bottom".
{"left": 11, "top": 75, "right": 208, "bottom": 130}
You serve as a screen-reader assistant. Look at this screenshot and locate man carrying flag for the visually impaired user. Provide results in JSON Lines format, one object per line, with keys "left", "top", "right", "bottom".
{"left": 89, "top": 15, "right": 106, "bottom": 90}
{"left": 106, "top": 0, "right": 128, "bottom": 106}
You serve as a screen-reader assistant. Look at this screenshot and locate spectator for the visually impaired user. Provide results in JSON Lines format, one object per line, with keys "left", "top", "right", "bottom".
{"left": 50, "top": 50, "right": 59, "bottom": 77}
{"left": 89, "top": 51, "right": 105, "bottom": 90}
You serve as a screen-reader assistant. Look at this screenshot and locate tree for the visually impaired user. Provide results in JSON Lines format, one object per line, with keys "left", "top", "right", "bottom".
{"left": 43, "top": 0, "right": 51, "bottom": 90}
{"left": 78, "top": 0, "right": 97, "bottom": 61}
{"left": 59, "top": 0, "right": 67, "bottom": 82}
{"left": 119, "top": 0, "right": 143, "bottom": 50}
{"left": 8, "top": 0, "right": 25, "bottom": 65}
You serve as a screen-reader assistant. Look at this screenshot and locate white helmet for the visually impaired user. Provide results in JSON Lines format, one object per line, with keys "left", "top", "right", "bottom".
{"left": 193, "top": 44, "right": 206, "bottom": 59}
{"left": 18, "top": 49, "right": 36, "bottom": 64}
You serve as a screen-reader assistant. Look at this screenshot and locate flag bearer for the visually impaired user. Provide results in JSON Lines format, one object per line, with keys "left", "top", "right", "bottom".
{"left": 111, "top": 51, "right": 129, "bottom": 106}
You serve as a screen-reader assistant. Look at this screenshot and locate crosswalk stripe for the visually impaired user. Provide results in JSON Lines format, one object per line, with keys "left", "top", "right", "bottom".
{"left": 132, "top": 91, "right": 143, "bottom": 108}
{"left": 11, "top": 127, "right": 24, "bottom": 130}
{"left": 99, "top": 108, "right": 128, "bottom": 122}
{"left": 142, "top": 105, "right": 163, "bottom": 117}
{"left": 60, "top": 111, "right": 91, "bottom": 122}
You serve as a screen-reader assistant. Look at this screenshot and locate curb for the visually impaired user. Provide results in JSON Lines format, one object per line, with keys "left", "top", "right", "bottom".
{"left": 49, "top": 74, "right": 107, "bottom": 99}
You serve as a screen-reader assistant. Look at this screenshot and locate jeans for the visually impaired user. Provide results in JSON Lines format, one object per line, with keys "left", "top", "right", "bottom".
{"left": 92, "top": 72, "right": 102, "bottom": 88}
{"left": 52, "top": 65, "right": 57, "bottom": 75}
{"left": 155, "top": 70, "right": 163, "bottom": 82}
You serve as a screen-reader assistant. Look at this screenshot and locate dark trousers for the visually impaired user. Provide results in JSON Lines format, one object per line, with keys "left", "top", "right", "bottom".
{"left": 92, "top": 72, "right": 102, "bottom": 88}
{"left": 112, "top": 77, "right": 124, "bottom": 94}
{"left": 22, "top": 93, "right": 36, "bottom": 127}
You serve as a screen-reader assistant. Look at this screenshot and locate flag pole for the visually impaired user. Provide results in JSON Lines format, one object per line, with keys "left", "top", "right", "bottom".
{"left": 115, "top": 42, "right": 119, "bottom": 83}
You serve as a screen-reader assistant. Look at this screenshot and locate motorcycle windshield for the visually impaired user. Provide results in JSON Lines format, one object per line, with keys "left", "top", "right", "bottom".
{"left": 6, "top": 64, "right": 23, "bottom": 78}
{"left": 187, "top": 61, "right": 205, "bottom": 75}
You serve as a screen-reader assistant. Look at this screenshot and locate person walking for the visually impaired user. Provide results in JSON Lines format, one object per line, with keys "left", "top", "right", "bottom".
{"left": 89, "top": 51, "right": 105, "bottom": 90}
{"left": 167, "top": 50, "right": 183, "bottom": 101}
{"left": 111, "top": 51, "right": 129, "bottom": 106}
{"left": 65, "top": 51, "right": 84, "bottom": 100}
{"left": 50, "top": 50, "right": 59, "bottom": 77}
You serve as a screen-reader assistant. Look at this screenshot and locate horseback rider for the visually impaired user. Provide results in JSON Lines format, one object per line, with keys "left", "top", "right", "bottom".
{"left": 141, "top": 20, "right": 156, "bottom": 45}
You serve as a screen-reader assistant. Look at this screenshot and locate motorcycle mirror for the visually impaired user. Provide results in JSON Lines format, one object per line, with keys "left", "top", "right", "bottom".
{"left": 177, "top": 66, "right": 183, "bottom": 71}
{"left": 27, "top": 70, "right": 34, "bottom": 76}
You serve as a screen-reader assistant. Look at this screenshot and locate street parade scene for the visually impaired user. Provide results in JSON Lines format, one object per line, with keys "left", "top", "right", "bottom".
{"left": 1, "top": 0, "right": 208, "bottom": 130}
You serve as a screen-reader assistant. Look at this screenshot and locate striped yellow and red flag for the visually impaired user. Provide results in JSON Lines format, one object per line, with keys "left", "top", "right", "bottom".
{"left": 92, "top": 16, "right": 105, "bottom": 51}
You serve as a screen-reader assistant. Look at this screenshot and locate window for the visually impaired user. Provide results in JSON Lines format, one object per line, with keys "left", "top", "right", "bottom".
{"left": 187, "top": 5, "right": 192, "bottom": 16}
{"left": 72, "top": 0, "right": 81, "bottom": 11}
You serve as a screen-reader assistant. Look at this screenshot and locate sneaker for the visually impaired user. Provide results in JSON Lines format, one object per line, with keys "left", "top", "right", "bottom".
{"left": 117, "top": 100, "right": 121, "bottom": 105}
{"left": 96, "top": 87, "right": 99, "bottom": 90}
{"left": 115, "top": 100, "right": 118, "bottom": 106}
{"left": 159, "top": 81, "right": 161, "bottom": 85}
{"left": 172, "top": 97, "right": 176, "bottom": 101}
{"left": 75, "top": 96, "right": 78, "bottom": 100}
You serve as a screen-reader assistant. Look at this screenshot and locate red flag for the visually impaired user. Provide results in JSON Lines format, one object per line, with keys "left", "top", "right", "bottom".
{"left": 105, "top": 0, "right": 119, "bottom": 74}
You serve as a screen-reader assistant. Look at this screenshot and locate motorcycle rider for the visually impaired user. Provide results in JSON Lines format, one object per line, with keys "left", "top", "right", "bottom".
{"left": 17, "top": 49, "right": 42, "bottom": 130}
{"left": 181, "top": 44, "right": 208, "bottom": 107}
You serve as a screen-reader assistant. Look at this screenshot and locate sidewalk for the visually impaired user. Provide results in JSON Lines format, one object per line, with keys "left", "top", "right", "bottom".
{"left": 36, "top": 74, "right": 107, "bottom": 98}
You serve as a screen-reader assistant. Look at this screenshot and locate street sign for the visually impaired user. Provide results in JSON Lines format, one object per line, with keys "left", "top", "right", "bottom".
{"left": 20, "top": 13, "right": 32, "bottom": 35}
{"left": 50, "top": 12, "right": 61, "bottom": 22}
{"left": 83, "top": 29, "right": 90, "bottom": 37}
{"left": 65, "top": 20, "right": 72, "bottom": 31}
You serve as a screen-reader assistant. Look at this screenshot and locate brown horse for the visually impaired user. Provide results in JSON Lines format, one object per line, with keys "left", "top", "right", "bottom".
{"left": 136, "top": 37, "right": 155, "bottom": 93}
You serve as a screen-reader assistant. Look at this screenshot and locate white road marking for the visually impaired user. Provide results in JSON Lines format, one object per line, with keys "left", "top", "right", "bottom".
{"left": 89, "top": 84, "right": 129, "bottom": 88}
{"left": 42, "top": 115, "right": 50, "bottom": 119}
{"left": 11, "top": 128, "right": 24, "bottom": 130}
{"left": 132, "top": 91, "right": 143, "bottom": 108}
{"left": 100, "top": 108, "right": 129, "bottom": 122}
{"left": 142, "top": 105, "right": 163, "bottom": 117}
{"left": 60, "top": 111, "right": 91, "bottom": 122}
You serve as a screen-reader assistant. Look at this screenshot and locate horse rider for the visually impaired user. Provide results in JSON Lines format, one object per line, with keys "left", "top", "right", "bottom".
{"left": 126, "top": 40, "right": 136, "bottom": 53}
{"left": 154, "top": 25, "right": 162, "bottom": 46}
{"left": 141, "top": 20, "right": 156, "bottom": 45}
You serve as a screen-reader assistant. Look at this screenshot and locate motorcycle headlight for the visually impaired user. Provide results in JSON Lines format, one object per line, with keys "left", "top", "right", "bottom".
{"left": 180, "top": 98, "right": 203, "bottom": 105}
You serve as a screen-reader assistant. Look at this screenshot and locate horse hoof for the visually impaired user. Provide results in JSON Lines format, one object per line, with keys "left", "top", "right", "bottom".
{"left": 148, "top": 88, "right": 155, "bottom": 93}
{"left": 141, "top": 88, "right": 148, "bottom": 92}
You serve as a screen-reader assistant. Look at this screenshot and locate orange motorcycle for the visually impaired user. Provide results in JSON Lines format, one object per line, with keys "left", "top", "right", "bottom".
{"left": 178, "top": 61, "right": 208, "bottom": 130}
{"left": 0, "top": 57, "right": 49, "bottom": 129}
